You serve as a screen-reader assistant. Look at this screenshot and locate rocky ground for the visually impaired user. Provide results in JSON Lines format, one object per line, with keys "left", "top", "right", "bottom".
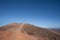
{"left": 0, "top": 23, "right": 60, "bottom": 40}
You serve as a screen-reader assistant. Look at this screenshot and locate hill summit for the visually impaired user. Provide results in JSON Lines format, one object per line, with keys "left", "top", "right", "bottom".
{"left": 0, "top": 23, "right": 60, "bottom": 40}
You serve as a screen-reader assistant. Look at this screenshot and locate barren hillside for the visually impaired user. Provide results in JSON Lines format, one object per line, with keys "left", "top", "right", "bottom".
{"left": 0, "top": 23, "right": 60, "bottom": 40}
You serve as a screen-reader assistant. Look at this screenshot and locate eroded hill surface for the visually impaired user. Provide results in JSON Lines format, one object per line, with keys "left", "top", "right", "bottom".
{"left": 0, "top": 23, "right": 60, "bottom": 40}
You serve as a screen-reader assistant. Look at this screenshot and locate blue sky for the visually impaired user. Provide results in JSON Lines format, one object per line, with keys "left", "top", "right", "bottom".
{"left": 0, "top": 0, "right": 60, "bottom": 28}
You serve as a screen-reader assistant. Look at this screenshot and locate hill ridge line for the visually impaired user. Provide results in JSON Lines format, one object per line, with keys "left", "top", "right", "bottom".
{"left": 6, "top": 23, "right": 25, "bottom": 32}
{"left": 16, "top": 23, "right": 25, "bottom": 31}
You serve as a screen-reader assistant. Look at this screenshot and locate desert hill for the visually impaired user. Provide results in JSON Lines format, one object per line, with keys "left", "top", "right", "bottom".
{"left": 0, "top": 23, "right": 60, "bottom": 40}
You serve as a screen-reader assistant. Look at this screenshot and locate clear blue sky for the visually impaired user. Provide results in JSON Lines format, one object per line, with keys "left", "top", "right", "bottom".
{"left": 0, "top": 0, "right": 60, "bottom": 28}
